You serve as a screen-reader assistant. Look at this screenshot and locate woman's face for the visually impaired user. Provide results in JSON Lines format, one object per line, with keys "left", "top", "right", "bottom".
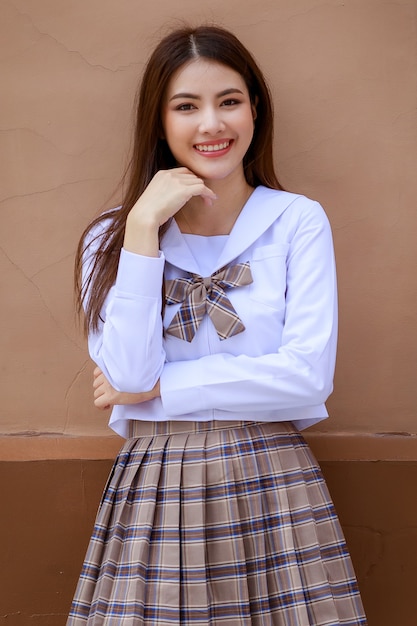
{"left": 162, "top": 58, "right": 256, "bottom": 184}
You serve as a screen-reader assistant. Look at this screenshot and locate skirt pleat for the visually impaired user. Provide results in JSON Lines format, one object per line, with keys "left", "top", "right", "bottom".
{"left": 67, "top": 421, "right": 367, "bottom": 625}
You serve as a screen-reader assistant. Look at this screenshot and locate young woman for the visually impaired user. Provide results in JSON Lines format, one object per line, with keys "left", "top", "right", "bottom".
{"left": 68, "top": 25, "right": 367, "bottom": 626}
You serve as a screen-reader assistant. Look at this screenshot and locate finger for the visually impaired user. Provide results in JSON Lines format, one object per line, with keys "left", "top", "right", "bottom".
{"left": 201, "top": 188, "right": 218, "bottom": 205}
{"left": 94, "top": 396, "right": 111, "bottom": 410}
{"left": 182, "top": 178, "right": 217, "bottom": 204}
{"left": 93, "top": 386, "right": 104, "bottom": 399}
{"left": 93, "top": 373, "right": 105, "bottom": 390}
{"left": 172, "top": 169, "right": 217, "bottom": 198}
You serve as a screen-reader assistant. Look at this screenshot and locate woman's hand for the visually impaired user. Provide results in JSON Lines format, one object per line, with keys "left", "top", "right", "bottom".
{"left": 123, "top": 167, "right": 217, "bottom": 256}
{"left": 93, "top": 367, "right": 160, "bottom": 410}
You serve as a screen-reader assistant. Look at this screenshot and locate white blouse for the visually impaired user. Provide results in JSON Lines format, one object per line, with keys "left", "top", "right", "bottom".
{"left": 182, "top": 233, "right": 228, "bottom": 276}
{"left": 86, "top": 186, "right": 338, "bottom": 438}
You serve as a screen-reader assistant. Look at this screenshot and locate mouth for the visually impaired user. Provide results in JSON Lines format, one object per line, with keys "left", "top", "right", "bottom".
{"left": 194, "top": 140, "right": 232, "bottom": 153}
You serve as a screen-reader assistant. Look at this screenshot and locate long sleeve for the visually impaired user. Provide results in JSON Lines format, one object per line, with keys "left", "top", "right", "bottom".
{"left": 83, "top": 189, "right": 338, "bottom": 438}
{"left": 85, "top": 224, "right": 166, "bottom": 392}
{"left": 159, "top": 199, "right": 337, "bottom": 416}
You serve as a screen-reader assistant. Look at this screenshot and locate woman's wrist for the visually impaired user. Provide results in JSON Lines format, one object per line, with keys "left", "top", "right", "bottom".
{"left": 123, "top": 213, "right": 160, "bottom": 257}
{"left": 113, "top": 380, "right": 160, "bottom": 406}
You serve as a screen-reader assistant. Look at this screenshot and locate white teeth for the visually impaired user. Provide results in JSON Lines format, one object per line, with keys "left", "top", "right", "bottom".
{"left": 195, "top": 141, "right": 230, "bottom": 152}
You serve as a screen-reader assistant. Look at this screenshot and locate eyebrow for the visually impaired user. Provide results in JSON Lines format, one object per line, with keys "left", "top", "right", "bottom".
{"left": 169, "top": 88, "right": 245, "bottom": 102}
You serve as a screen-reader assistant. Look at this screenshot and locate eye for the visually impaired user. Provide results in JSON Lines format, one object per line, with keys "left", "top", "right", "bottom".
{"left": 221, "top": 99, "right": 240, "bottom": 107}
{"left": 175, "top": 103, "right": 196, "bottom": 111}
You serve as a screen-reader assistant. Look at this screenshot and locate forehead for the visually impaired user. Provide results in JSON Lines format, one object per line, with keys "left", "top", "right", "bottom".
{"left": 166, "top": 58, "right": 248, "bottom": 96}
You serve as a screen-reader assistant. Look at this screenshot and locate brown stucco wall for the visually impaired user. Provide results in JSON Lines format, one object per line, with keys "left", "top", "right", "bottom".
{"left": 1, "top": 0, "right": 416, "bottom": 624}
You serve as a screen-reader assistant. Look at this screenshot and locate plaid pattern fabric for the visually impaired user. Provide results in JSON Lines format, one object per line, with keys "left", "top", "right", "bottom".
{"left": 67, "top": 421, "right": 367, "bottom": 625}
{"left": 165, "top": 262, "right": 253, "bottom": 342}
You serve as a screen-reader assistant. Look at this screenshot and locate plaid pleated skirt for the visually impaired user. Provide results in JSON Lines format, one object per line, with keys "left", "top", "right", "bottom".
{"left": 67, "top": 420, "right": 367, "bottom": 625}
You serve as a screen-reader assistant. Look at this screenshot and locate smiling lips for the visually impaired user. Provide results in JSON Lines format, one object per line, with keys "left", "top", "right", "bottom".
{"left": 194, "top": 140, "right": 232, "bottom": 154}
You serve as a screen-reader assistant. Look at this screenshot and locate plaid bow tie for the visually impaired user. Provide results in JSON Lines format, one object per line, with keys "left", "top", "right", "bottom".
{"left": 165, "top": 262, "right": 253, "bottom": 342}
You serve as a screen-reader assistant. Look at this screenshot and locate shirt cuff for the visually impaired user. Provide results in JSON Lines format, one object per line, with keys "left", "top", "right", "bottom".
{"left": 160, "top": 360, "right": 204, "bottom": 416}
{"left": 115, "top": 248, "right": 165, "bottom": 296}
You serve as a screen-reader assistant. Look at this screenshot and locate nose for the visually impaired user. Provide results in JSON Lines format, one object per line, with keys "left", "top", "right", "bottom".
{"left": 198, "top": 106, "right": 225, "bottom": 134}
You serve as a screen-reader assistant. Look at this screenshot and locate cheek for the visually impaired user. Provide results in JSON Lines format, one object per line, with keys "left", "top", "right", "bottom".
{"left": 164, "top": 116, "right": 191, "bottom": 147}
{"left": 237, "top": 112, "right": 256, "bottom": 146}
{"left": 238, "top": 107, "right": 256, "bottom": 131}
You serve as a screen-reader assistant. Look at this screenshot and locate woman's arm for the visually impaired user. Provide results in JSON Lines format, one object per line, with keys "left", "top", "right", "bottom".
{"left": 85, "top": 168, "right": 216, "bottom": 394}
{"left": 90, "top": 197, "right": 337, "bottom": 415}
{"left": 93, "top": 367, "right": 160, "bottom": 410}
{"left": 159, "top": 200, "right": 338, "bottom": 415}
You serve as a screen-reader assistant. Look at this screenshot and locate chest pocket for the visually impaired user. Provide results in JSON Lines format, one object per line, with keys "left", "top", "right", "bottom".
{"left": 248, "top": 243, "right": 289, "bottom": 310}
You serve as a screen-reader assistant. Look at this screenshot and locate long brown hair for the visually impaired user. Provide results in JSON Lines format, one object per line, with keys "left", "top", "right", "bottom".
{"left": 75, "top": 24, "right": 284, "bottom": 334}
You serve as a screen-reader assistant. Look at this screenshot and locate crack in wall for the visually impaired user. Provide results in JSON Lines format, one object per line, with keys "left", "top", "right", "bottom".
{"left": 64, "top": 359, "right": 91, "bottom": 433}
{"left": 0, "top": 176, "right": 107, "bottom": 206}
{"left": 0, "top": 127, "right": 101, "bottom": 160}
{"left": 0, "top": 246, "right": 82, "bottom": 351}
{"left": 8, "top": 0, "right": 141, "bottom": 73}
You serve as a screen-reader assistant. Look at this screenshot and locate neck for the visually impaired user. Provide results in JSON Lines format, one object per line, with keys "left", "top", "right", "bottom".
{"left": 177, "top": 176, "right": 254, "bottom": 236}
